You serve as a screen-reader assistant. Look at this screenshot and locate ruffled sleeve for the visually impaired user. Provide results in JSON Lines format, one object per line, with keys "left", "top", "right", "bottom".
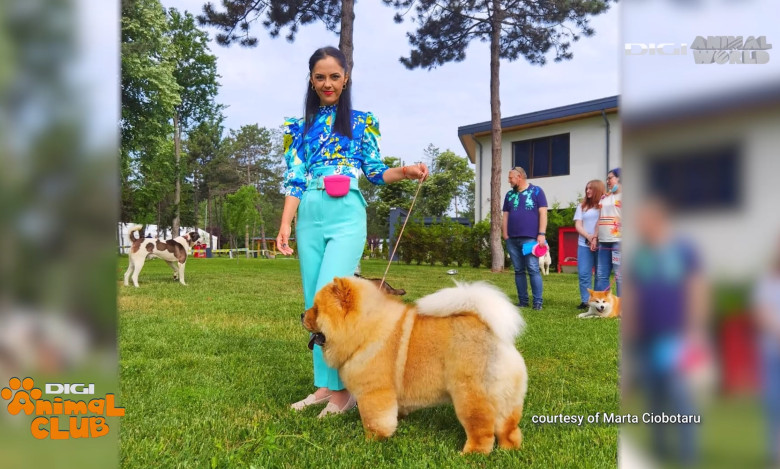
{"left": 282, "top": 117, "right": 306, "bottom": 199}
{"left": 573, "top": 204, "right": 583, "bottom": 221}
{"left": 360, "top": 112, "right": 388, "bottom": 185}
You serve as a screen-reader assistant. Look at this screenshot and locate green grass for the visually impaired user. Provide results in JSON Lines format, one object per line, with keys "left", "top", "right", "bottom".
{"left": 118, "top": 257, "right": 619, "bottom": 468}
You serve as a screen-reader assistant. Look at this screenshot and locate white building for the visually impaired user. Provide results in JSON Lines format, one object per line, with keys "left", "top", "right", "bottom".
{"left": 621, "top": 83, "right": 780, "bottom": 280}
{"left": 458, "top": 96, "right": 620, "bottom": 220}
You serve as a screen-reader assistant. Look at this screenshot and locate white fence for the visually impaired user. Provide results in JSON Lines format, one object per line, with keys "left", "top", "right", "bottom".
{"left": 117, "top": 223, "right": 218, "bottom": 254}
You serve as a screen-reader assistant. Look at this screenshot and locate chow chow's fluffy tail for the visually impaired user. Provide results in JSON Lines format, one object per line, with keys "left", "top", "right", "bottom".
{"left": 415, "top": 281, "right": 525, "bottom": 344}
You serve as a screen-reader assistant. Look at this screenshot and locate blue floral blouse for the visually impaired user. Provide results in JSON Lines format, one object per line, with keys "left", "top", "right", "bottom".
{"left": 282, "top": 105, "right": 388, "bottom": 199}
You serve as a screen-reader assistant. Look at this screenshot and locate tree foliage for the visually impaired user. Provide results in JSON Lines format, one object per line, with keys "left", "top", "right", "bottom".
{"left": 370, "top": 156, "right": 417, "bottom": 238}
{"left": 168, "top": 9, "right": 222, "bottom": 130}
{"left": 387, "top": 0, "right": 612, "bottom": 69}
{"left": 121, "top": 0, "right": 179, "bottom": 156}
{"left": 224, "top": 185, "right": 263, "bottom": 256}
{"left": 121, "top": 2, "right": 223, "bottom": 232}
{"left": 223, "top": 125, "right": 283, "bottom": 191}
{"left": 362, "top": 148, "right": 475, "bottom": 239}
{"left": 199, "top": 0, "right": 363, "bottom": 73}
{"left": 222, "top": 124, "right": 285, "bottom": 247}
{"left": 385, "top": 0, "right": 614, "bottom": 271}
{"left": 417, "top": 146, "right": 474, "bottom": 218}
{"left": 121, "top": 0, "right": 180, "bottom": 222}
{"left": 199, "top": 0, "right": 341, "bottom": 46}
{"left": 168, "top": 7, "right": 222, "bottom": 233}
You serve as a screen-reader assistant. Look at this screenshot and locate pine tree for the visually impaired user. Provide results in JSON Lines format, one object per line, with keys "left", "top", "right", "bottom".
{"left": 385, "top": 0, "right": 614, "bottom": 270}
{"left": 199, "top": 0, "right": 358, "bottom": 72}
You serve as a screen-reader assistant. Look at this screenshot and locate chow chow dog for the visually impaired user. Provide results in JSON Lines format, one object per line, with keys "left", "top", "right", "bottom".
{"left": 577, "top": 288, "right": 621, "bottom": 318}
{"left": 302, "top": 276, "right": 528, "bottom": 454}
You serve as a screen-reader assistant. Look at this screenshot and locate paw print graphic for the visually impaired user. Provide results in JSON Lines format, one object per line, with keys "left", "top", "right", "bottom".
{"left": 1, "top": 377, "right": 42, "bottom": 416}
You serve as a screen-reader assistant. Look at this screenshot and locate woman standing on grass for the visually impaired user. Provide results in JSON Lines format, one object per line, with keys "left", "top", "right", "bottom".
{"left": 574, "top": 179, "right": 606, "bottom": 309}
{"left": 592, "top": 168, "right": 622, "bottom": 295}
{"left": 275, "top": 46, "right": 428, "bottom": 418}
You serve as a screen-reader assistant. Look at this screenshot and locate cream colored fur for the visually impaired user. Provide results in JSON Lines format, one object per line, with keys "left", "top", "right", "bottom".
{"left": 415, "top": 281, "right": 525, "bottom": 345}
{"left": 540, "top": 250, "right": 552, "bottom": 275}
{"left": 303, "top": 277, "right": 528, "bottom": 454}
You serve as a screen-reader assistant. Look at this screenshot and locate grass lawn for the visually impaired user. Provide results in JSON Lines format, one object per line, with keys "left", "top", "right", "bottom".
{"left": 118, "top": 257, "right": 619, "bottom": 468}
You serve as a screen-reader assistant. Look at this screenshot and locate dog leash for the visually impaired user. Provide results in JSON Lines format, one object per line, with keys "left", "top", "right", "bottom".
{"left": 379, "top": 177, "right": 424, "bottom": 290}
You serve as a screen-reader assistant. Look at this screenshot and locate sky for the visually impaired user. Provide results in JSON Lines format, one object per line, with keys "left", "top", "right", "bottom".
{"left": 74, "top": 0, "right": 780, "bottom": 162}
{"left": 158, "top": 0, "right": 621, "bottom": 164}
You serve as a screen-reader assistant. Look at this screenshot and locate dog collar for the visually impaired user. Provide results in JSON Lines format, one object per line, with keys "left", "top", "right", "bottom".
{"left": 308, "top": 332, "right": 326, "bottom": 350}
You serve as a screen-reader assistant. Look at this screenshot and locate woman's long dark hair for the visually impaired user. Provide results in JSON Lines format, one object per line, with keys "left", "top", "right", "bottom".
{"left": 304, "top": 46, "right": 353, "bottom": 139}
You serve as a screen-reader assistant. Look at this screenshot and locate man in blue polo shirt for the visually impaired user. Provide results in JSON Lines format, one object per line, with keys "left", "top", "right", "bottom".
{"left": 502, "top": 167, "right": 548, "bottom": 310}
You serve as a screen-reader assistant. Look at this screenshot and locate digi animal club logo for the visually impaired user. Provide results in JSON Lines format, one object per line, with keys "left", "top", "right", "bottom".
{"left": 1, "top": 377, "right": 124, "bottom": 439}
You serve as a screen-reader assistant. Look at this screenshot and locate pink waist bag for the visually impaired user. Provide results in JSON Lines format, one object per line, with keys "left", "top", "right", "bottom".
{"left": 323, "top": 175, "right": 351, "bottom": 197}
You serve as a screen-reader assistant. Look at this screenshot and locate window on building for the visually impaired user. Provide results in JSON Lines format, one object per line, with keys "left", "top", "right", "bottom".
{"left": 512, "top": 133, "right": 570, "bottom": 178}
{"left": 644, "top": 142, "right": 741, "bottom": 212}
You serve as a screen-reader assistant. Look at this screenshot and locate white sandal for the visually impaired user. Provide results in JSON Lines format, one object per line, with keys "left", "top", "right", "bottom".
{"left": 290, "top": 392, "right": 331, "bottom": 411}
{"left": 317, "top": 394, "right": 357, "bottom": 418}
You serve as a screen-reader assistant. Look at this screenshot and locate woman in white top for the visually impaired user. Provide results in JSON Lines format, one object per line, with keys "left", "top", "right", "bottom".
{"left": 574, "top": 179, "right": 606, "bottom": 309}
{"left": 592, "top": 168, "right": 622, "bottom": 295}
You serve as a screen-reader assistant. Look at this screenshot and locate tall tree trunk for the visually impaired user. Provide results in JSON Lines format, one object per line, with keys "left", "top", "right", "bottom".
{"left": 339, "top": 0, "right": 355, "bottom": 73}
{"left": 217, "top": 195, "right": 224, "bottom": 248}
{"left": 245, "top": 224, "right": 250, "bottom": 258}
{"left": 206, "top": 192, "right": 212, "bottom": 248}
{"left": 489, "top": 1, "right": 504, "bottom": 272}
{"left": 255, "top": 202, "right": 268, "bottom": 251}
{"left": 193, "top": 169, "right": 199, "bottom": 230}
{"left": 172, "top": 112, "right": 181, "bottom": 235}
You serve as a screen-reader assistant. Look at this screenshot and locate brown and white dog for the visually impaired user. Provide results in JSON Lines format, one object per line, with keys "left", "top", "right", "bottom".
{"left": 123, "top": 226, "right": 200, "bottom": 287}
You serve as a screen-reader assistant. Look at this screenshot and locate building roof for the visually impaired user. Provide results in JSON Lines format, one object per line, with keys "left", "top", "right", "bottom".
{"left": 458, "top": 95, "right": 619, "bottom": 162}
{"left": 622, "top": 80, "right": 780, "bottom": 132}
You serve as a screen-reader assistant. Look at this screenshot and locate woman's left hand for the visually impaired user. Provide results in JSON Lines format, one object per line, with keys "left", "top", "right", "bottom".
{"left": 405, "top": 162, "right": 429, "bottom": 181}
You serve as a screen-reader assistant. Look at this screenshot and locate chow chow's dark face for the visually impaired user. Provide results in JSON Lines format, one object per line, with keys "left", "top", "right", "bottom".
{"left": 302, "top": 277, "right": 368, "bottom": 352}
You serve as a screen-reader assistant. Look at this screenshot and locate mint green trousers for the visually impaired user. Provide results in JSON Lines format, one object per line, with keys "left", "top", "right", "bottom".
{"left": 297, "top": 183, "right": 366, "bottom": 390}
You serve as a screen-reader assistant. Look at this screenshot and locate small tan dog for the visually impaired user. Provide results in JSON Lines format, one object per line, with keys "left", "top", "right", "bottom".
{"left": 577, "top": 288, "right": 621, "bottom": 318}
{"left": 303, "top": 277, "right": 527, "bottom": 454}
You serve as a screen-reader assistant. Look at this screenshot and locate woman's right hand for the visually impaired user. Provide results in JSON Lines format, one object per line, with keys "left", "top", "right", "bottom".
{"left": 404, "top": 162, "right": 429, "bottom": 181}
{"left": 276, "top": 224, "right": 294, "bottom": 255}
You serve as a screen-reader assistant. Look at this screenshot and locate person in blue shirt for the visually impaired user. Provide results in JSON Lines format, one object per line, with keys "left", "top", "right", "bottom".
{"left": 624, "top": 197, "right": 708, "bottom": 466}
{"left": 276, "top": 46, "right": 428, "bottom": 418}
{"left": 502, "top": 167, "right": 548, "bottom": 310}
